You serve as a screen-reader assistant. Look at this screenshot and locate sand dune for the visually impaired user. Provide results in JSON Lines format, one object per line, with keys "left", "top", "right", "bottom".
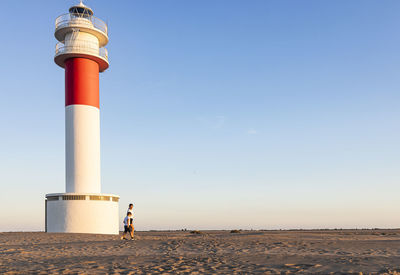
{"left": 1, "top": 230, "right": 400, "bottom": 274}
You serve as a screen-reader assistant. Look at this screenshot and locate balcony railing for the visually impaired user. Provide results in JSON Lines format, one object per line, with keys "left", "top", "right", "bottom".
{"left": 55, "top": 13, "right": 108, "bottom": 35}
{"left": 55, "top": 41, "right": 108, "bottom": 61}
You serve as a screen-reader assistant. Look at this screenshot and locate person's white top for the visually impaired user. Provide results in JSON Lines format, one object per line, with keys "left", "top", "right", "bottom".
{"left": 127, "top": 208, "right": 133, "bottom": 217}
{"left": 123, "top": 216, "right": 130, "bottom": 226}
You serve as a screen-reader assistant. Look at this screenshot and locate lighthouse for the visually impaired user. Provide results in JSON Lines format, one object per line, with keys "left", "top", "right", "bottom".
{"left": 45, "top": 1, "right": 119, "bottom": 235}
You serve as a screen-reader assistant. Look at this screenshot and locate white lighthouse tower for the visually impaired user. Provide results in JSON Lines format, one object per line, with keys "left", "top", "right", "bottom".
{"left": 45, "top": 1, "right": 119, "bottom": 235}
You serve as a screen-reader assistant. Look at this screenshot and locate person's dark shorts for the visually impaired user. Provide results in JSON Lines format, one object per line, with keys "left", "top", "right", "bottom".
{"left": 124, "top": 225, "right": 132, "bottom": 233}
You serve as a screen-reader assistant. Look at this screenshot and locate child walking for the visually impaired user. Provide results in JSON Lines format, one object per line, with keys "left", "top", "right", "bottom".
{"left": 127, "top": 203, "right": 134, "bottom": 239}
{"left": 121, "top": 212, "right": 134, "bottom": 240}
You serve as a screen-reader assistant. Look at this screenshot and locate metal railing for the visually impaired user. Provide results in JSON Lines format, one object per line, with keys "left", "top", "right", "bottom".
{"left": 62, "top": 195, "right": 86, "bottom": 200}
{"left": 89, "top": 195, "right": 111, "bottom": 201}
{"left": 55, "top": 41, "right": 108, "bottom": 61}
{"left": 55, "top": 13, "right": 108, "bottom": 35}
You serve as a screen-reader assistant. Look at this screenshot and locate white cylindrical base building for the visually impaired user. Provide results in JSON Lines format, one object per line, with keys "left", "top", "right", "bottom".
{"left": 46, "top": 193, "right": 119, "bottom": 235}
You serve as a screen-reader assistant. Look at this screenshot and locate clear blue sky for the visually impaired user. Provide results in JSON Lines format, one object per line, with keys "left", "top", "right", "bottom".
{"left": 1, "top": 0, "right": 400, "bottom": 231}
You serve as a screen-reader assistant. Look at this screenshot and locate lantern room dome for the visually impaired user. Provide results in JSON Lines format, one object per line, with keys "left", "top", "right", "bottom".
{"left": 69, "top": 1, "right": 94, "bottom": 16}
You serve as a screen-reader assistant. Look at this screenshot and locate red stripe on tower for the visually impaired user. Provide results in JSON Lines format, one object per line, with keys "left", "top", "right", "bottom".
{"left": 65, "top": 58, "right": 100, "bottom": 108}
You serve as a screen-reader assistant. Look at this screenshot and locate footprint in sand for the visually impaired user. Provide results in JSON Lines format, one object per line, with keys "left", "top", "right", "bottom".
{"left": 284, "top": 263, "right": 318, "bottom": 270}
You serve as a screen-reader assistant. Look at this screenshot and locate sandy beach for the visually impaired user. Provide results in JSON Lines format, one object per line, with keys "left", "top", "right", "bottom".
{"left": 1, "top": 230, "right": 400, "bottom": 274}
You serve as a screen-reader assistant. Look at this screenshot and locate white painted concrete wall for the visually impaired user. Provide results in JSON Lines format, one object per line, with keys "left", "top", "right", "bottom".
{"left": 66, "top": 105, "right": 101, "bottom": 193}
{"left": 46, "top": 194, "right": 119, "bottom": 235}
{"left": 65, "top": 30, "right": 100, "bottom": 56}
